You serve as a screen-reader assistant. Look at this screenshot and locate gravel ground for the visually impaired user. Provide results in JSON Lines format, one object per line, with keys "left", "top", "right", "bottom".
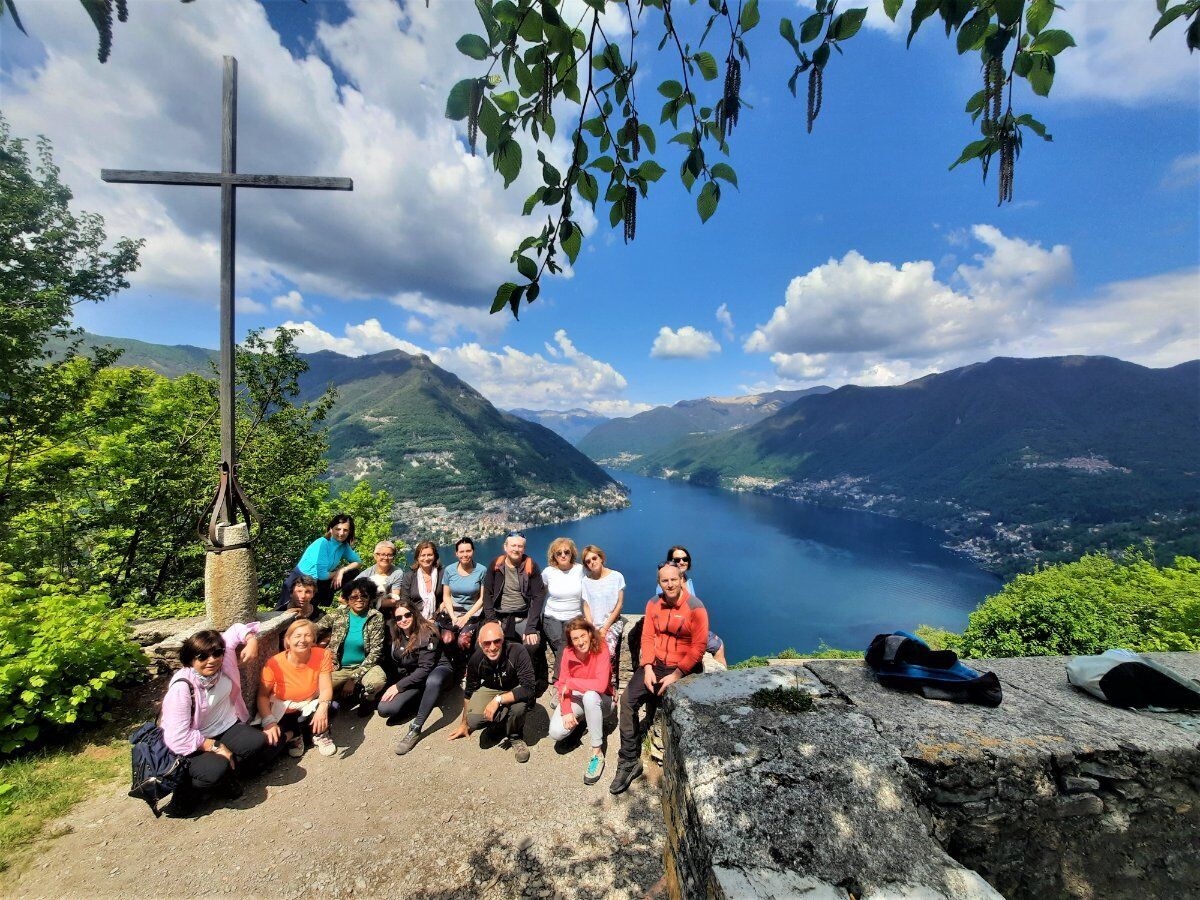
{"left": 5, "top": 691, "right": 666, "bottom": 900}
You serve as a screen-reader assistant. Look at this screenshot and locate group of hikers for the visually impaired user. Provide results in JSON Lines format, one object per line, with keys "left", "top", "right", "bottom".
{"left": 157, "top": 515, "right": 720, "bottom": 816}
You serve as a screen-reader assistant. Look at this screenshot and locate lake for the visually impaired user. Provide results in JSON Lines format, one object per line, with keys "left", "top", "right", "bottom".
{"left": 469, "top": 470, "right": 1000, "bottom": 663}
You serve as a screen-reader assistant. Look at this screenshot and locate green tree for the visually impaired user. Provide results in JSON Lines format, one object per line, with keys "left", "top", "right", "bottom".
{"left": 957, "top": 549, "right": 1200, "bottom": 658}
{"left": 321, "top": 480, "right": 405, "bottom": 570}
{"left": 0, "top": 117, "right": 141, "bottom": 525}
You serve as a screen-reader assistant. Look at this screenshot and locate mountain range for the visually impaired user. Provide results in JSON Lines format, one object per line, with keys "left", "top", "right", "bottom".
{"left": 635, "top": 356, "right": 1200, "bottom": 570}
{"left": 507, "top": 407, "right": 610, "bottom": 445}
{"left": 576, "top": 387, "right": 833, "bottom": 461}
{"left": 62, "top": 332, "right": 622, "bottom": 514}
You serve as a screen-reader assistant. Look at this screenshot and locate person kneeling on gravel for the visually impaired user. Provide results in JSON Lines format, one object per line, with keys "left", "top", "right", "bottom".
{"left": 447, "top": 621, "right": 534, "bottom": 762}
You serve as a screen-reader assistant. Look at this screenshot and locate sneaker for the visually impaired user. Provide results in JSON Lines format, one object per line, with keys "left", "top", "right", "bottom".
{"left": 510, "top": 738, "right": 530, "bottom": 763}
{"left": 608, "top": 760, "right": 643, "bottom": 795}
{"left": 393, "top": 726, "right": 421, "bottom": 756}
{"left": 287, "top": 736, "right": 305, "bottom": 758}
{"left": 584, "top": 754, "right": 605, "bottom": 785}
{"left": 312, "top": 731, "right": 338, "bottom": 757}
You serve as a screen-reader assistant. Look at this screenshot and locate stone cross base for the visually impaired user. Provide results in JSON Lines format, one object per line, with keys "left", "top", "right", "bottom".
{"left": 205, "top": 522, "right": 259, "bottom": 630}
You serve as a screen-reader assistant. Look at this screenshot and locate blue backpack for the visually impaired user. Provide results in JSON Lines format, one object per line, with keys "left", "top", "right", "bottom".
{"left": 866, "top": 631, "right": 1003, "bottom": 707}
{"left": 128, "top": 681, "right": 194, "bottom": 817}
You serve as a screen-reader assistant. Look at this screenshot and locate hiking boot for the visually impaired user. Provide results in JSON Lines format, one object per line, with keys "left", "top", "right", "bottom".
{"left": 312, "top": 731, "right": 338, "bottom": 757}
{"left": 162, "top": 790, "right": 197, "bottom": 818}
{"left": 393, "top": 725, "right": 421, "bottom": 756}
{"left": 287, "top": 735, "right": 305, "bottom": 758}
{"left": 608, "top": 760, "right": 643, "bottom": 795}
{"left": 510, "top": 738, "right": 530, "bottom": 763}
{"left": 584, "top": 753, "right": 605, "bottom": 785}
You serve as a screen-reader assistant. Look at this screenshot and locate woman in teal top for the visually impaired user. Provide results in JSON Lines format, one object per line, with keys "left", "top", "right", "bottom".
{"left": 277, "top": 514, "right": 363, "bottom": 612}
{"left": 439, "top": 536, "right": 486, "bottom": 667}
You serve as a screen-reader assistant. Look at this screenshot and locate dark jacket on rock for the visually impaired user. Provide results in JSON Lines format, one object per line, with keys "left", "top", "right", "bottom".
{"left": 464, "top": 641, "right": 535, "bottom": 704}
{"left": 398, "top": 565, "right": 445, "bottom": 618}
{"left": 482, "top": 554, "right": 547, "bottom": 632}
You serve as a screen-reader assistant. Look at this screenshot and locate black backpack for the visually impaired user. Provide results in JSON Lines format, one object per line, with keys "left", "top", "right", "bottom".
{"left": 129, "top": 681, "right": 194, "bottom": 817}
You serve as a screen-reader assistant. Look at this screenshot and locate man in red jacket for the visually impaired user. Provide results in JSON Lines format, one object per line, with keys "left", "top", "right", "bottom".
{"left": 610, "top": 563, "right": 709, "bottom": 795}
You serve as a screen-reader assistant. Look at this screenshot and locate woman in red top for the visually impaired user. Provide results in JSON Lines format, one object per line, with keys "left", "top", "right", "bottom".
{"left": 547, "top": 616, "right": 613, "bottom": 785}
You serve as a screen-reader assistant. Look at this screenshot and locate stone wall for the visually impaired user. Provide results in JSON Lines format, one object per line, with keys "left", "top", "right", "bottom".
{"left": 660, "top": 653, "right": 1200, "bottom": 899}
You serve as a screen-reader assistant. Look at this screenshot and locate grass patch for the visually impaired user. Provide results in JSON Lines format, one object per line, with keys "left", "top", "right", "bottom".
{"left": 0, "top": 682, "right": 154, "bottom": 876}
{"left": 731, "top": 643, "right": 864, "bottom": 669}
{"left": 749, "top": 687, "right": 814, "bottom": 714}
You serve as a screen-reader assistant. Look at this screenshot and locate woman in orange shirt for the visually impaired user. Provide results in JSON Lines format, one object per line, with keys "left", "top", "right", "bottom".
{"left": 257, "top": 619, "right": 337, "bottom": 758}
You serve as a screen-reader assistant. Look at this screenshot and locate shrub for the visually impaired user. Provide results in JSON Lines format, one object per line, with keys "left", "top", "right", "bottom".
{"left": 0, "top": 567, "right": 145, "bottom": 754}
{"left": 750, "top": 687, "right": 814, "bottom": 713}
{"left": 959, "top": 550, "right": 1200, "bottom": 658}
{"left": 730, "top": 643, "right": 862, "bottom": 668}
{"left": 914, "top": 625, "right": 961, "bottom": 651}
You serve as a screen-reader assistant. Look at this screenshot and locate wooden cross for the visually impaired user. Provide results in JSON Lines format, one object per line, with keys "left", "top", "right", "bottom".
{"left": 101, "top": 56, "right": 352, "bottom": 544}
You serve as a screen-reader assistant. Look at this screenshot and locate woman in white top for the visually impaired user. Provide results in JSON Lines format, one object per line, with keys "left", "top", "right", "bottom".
{"left": 581, "top": 544, "right": 625, "bottom": 665}
{"left": 541, "top": 536, "right": 590, "bottom": 690}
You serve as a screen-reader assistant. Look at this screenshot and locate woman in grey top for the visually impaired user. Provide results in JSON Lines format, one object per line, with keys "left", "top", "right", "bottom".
{"left": 360, "top": 540, "right": 404, "bottom": 617}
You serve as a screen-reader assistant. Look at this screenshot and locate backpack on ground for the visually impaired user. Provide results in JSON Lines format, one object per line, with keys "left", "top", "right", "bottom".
{"left": 865, "top": 631, "right": 1003, "bottom": 707}
{"left": 128, "top": 681, "right": 193, "bottom": 817}
{"left": 1066, "top": 649, "right": 1200, "bottom": 710}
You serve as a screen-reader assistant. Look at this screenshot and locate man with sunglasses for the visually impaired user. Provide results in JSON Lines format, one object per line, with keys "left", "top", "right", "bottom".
{"left": 610, "top": 563, "right": 708, "bottom": 795}
{"left": 447, "top": 621, "right": 535, "bottom": 762}
{"left": 482, "top": 530, "right": 549, "bottom": 697}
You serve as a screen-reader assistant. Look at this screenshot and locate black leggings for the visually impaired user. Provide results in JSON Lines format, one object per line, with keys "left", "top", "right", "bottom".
{"left": 376, "top": 664, "right": 454, "bottom": 729}
{"left": 185, "top": 722, "right": 267, "bottom": 791}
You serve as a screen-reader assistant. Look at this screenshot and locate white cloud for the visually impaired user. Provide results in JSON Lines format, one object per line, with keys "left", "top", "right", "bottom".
{"left": 745, "top": 225, "right": 1198, "bottom": 388}
{"left": 237, "top": 295, "right": 267, "bottom": 314}
{"left": 1053, "top": 1, "right": 1200, "bottom": 103}
{"left": 1, "top": 1, "right": 580, "bottom": 326}
{"left": 1163, "top": 153, "right": 1200, "bottom": 189}
{"left": 651, "top": 325, "right": 722, "bottom": 360}
{"left": 267, "top": 320, "right": 639, "bottom": 414}
{"left": 716, "top": 302, "right": 735, "bottom": 340}
{"left": 272, "top": 290, "right": 320, "bottom": 317}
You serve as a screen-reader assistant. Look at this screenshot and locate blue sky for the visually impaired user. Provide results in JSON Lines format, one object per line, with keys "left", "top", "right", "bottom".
{"left": 3, "top": 0, "right": 1197, "bottom": 414}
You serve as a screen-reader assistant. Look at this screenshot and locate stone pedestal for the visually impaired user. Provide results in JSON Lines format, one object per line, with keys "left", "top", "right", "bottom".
{"left": 205, "top": 521, "right": 258, "bottom": 630}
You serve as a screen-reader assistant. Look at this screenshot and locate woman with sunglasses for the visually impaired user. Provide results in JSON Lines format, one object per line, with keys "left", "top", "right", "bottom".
{"left": 541, "top": 537, "right": 590, "bottom": 692}
{"left": 377, "top": 603, "right": 454, "bottom": 755}
{"left": 581, "top": 544, "right": 625, "bottom": 664}
{"left": 159, "top": 624, "right": 266, "bottom": 815}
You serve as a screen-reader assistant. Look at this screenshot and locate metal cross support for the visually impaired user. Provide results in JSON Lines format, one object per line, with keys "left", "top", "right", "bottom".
{"left": 101, "top": 56, "right": 352, "bottom": 550}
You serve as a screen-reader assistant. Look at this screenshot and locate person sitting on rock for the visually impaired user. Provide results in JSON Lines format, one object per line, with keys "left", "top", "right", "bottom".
{"left": 285, "top": 573, "right": 319, "bottom": 620}
{"left": 160, "top": 624, "right": 266, "bottom": 816}
{"left": 258, "top": 618, "right": 337, "bottom": 758}
{"left": 547, "top": 616, "right": 613, "bottom": 785}
{"left": 482, "top": 530, "right": 549, "bottom": 697}
{"left": 315, "top": 579, "right": 388, "bottom": 708}
{"left": 610, "top": 563, "right": 708, "bottom": 795}
{"left": 377, "top": 602, "right": 454, "bottom": 755}
{"left": 277, "top": 513, "right": 363, "bottom": 613}
{"left": 447, "top": 621, "right": 534, "bottom": 763}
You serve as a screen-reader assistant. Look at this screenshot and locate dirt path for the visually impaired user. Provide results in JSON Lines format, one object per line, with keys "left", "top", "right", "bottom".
{"left": 5, "top": 690, "right": 666, "bottom": 900}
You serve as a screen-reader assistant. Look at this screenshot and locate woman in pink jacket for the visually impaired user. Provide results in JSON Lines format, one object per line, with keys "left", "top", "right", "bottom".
{"left": 547, "top": 616, "right": 613, "bottom": 785}
{"left": 159, "top": 623, "right": 266, "bottom": 815}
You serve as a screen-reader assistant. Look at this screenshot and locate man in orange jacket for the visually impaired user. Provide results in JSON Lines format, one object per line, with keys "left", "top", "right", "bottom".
{"left": 610, "top": 562, "right": 709, "bottom": 795}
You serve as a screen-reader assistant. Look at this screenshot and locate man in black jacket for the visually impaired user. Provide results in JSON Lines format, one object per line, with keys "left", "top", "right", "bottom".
{"left": 482, "top": 530, "right": 549, "bottom": 697}
{"left": 447, "top": 621, "right": 535, "bottom": 762}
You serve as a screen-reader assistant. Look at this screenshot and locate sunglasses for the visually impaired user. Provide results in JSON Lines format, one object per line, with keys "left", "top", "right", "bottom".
{"left": 584, "top": 556, "right": 600, "bottom": 564}
{"left": 671, "top": 556, "right": 690, "bottom": 563}
{"left": 504, "top": 530, "right": 526, "bottom": 539}
{"left": 195, "top": 650, "right": 226, "bottom": 662}
{"left": 396, "top": 611, "right": 414, "bottom": 620}
{"left": 555, "top": 549, "right": 573, "bottom": 557}
{"left": 479, "top": 638, "right": 504, "bottom": 648}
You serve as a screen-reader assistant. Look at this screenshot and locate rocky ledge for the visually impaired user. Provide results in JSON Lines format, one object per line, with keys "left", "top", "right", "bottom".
{"left": 660, "top": 653, "right": 1200, "bottom": 899}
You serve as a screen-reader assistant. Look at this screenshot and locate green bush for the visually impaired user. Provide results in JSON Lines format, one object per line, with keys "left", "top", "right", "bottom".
{"left": 959, "top": 550, "right": 1200, "bottom": 658}
{"left": 730, "top": 643, "right": 862, "bottom": 668}
{"left": 0, "top": 567, "right": 145, "bottom": 754}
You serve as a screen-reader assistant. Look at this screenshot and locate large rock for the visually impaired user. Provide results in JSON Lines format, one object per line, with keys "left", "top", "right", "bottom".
{"left": 660, "top": 654, "right": 1200, "bottom": 899}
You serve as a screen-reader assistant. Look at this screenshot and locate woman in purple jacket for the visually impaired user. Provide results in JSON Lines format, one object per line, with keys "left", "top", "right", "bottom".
{"left": 159, "top": 623, "right": 267, "bottom": 815}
